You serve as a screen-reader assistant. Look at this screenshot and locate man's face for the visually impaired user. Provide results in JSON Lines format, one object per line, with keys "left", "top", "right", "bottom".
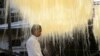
{"left": 34, "top": 29, "right": 42, "bottom": 37}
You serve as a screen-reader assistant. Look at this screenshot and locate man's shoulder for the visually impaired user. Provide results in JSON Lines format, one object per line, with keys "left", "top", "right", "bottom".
{"left": 27, "top": 35, "right": 37, "bottom": 43}
{"left": 26, "top": 38, "right": 34, "bottom": 46}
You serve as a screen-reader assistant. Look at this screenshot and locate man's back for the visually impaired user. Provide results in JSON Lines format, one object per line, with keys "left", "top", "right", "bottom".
{"left": 26, "top": 35, "right": 43, "bottom": 56}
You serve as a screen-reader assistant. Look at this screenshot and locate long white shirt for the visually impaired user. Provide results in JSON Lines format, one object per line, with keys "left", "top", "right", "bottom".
{"left": 26, "top": 35, "right": 43, "bottom": 56}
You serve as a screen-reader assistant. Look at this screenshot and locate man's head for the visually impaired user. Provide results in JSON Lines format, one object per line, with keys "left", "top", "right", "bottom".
{"left": 31, "top": 24, "right": 42, "bottom": 37}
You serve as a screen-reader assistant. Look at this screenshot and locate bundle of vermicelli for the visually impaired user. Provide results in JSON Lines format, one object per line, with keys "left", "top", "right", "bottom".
{"left": 12, "top": 0, "right": 93, "bottom": 36}
{"left": 93, "top": 5, "right": 100, "bottom": 39}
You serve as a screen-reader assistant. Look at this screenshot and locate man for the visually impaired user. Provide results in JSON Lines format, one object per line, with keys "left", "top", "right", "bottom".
{"left": 26, "top": 24, "right": 43, "bottom": 56}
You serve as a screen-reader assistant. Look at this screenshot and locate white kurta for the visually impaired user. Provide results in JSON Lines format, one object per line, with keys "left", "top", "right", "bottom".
{"left": 26, "top": 35, "right": 43, "bottom": 56}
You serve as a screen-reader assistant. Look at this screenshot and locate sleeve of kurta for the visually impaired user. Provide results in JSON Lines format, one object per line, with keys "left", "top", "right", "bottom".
{"left": 29, "top": 39, "right": 43, "bottom": 56}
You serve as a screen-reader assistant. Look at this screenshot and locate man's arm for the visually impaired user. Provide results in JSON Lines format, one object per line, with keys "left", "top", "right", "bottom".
{"left": 30, "top": 40, "right": 43, "bottom": 56}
